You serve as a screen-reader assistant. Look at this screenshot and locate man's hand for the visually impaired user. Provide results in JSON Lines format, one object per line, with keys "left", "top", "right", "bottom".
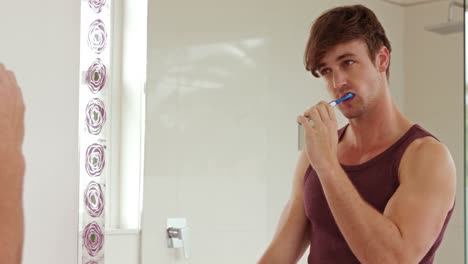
{"left": 0, "top": 63, "right": 25, "bottom": 264}
{"left": 0, "top": 64, "right": 25, "bottom": 149}
{"left": 297, "top": 101, "right": 339, "bottom": 174}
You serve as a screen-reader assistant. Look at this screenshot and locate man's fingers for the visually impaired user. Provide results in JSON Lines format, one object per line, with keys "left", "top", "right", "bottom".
{"left": 7, "top": 70, "right": 18, "bottom": 86}
{"left": 297, "top": 115, "right": 314, "bottom": 130}
{"left": 297, "top": 113, "right": 322, "bottom": 133}
{"left": 309, "top": 108, "right": 324, "bottom": 127}
{"left": 0, "top": 65, "right": 26, "bottom": 147}
{"left": 0, "top": 64, "right": 11, "bottom": 88}
{"left": 315, "top": 101, "right": 331, "bottom": 122}
{"left": 325, "top": 103, "right": 337, "bottom": 122}
{"left": 7, "top": 71, "right": 24, "bottom": 102}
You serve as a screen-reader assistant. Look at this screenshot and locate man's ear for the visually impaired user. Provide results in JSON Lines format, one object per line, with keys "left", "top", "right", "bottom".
{"left": 375, "top": 46, "right": 390, "bottom": 73}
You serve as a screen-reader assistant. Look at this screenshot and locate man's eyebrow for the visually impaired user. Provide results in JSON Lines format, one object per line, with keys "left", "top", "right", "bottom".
{"left": 336, "top": 53, "right": 357, "bottom": 61}
{"left": 317, "top": 53, "right": 357, "bottom": 70}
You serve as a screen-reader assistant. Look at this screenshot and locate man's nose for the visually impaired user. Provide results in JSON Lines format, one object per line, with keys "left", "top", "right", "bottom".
{"left": 332, "top": 71, "right": 347, "bottom": 90}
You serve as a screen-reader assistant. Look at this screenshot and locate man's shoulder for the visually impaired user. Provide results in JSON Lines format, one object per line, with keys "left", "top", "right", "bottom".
{"left": 400, "top": 135, "right": 455, "bottom": 184}
{"left": 399, "top": 123, "right": 440, "bottom": 157}
{"left": 407, "top": 135, "right": 445, "bottom": 158}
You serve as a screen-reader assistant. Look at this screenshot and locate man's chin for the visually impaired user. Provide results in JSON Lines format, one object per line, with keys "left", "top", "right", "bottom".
{"left": 342, "top": 110, "right": 363, "bottom": 120}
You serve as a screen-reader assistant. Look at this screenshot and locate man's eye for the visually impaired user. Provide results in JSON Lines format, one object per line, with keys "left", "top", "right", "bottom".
{"left": 344, "top": 60, "right": 355, "bottom": 66}
{"left": 320, "top": 69, "right": 331, "bottom": 76}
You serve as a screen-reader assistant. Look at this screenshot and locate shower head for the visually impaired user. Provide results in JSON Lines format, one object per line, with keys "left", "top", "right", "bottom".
{"left": 425, "top": 20, "right": 463, "bottom": 35}
{"left": 424, "top": 0, "right": 463, "bottom": 35}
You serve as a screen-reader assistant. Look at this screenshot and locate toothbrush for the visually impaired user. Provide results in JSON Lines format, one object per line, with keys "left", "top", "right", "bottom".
{"left": 298, "top": 92, "right": 355, "bottom": 126}
{"left": 329, "top": 92, "right": 355, "bottom": 106}
{"left": 297, "top": 92, "right": 355, "bottom": 149}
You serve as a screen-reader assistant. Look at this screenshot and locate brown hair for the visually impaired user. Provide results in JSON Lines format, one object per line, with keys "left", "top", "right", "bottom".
{"left": 304, "top": 5, "right": 392, "bottom": 80}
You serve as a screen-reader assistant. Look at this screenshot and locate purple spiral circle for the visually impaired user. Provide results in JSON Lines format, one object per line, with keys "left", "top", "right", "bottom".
{"left": 88, "top": 0, "right": 106, "bottom": 13}
{"left": 85, "top": 143, "right": 106, "bottom": 177}
{"left": 83, "top": 222, "right": 104, "bottom": 257}
{"left": 86, "top": 59, "right": 107, "bottom": 94}
{"left": 85, "top": 98, "right": 106, "bottom": 135}
{"left": 87, "top": 19, "right": 107, "bottom": 54}
{"left": 84, "top": 181, "right": 104, "bottom": 217}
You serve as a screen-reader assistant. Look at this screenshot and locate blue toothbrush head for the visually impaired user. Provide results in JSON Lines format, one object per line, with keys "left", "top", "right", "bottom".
{"left": 342, "top": 92, "right": 355, "bottom": 100}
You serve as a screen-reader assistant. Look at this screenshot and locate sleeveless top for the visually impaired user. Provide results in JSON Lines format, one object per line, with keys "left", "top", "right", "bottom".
{"left": 303, "top": 124, "right": 454, "bottom": 263}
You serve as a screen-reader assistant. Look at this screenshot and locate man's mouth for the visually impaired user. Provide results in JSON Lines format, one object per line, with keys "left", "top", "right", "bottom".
{"left": 339, "top": 92, "right": 355, "bottom": 105}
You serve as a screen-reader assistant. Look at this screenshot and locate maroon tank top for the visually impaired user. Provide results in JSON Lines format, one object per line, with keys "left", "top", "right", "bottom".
{"left": 303, "top": 124, "right": 454, "bottom": 263}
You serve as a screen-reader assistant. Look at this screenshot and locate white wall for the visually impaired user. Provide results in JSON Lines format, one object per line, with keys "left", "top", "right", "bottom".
{"left": 140, "top": 1, "right": 404, "bottom": 263}
{"left": 0, "top": 0, "right": 80, "bottom": 263}
{"left": 105, "top": 231, "right": 140, "bottom": 264}
{"left": 404, "top": 2, "right": 464, "bottom": 263}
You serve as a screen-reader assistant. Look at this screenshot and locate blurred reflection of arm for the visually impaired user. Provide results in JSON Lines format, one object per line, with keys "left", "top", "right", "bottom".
{"left": 0, "top": 64, "right": 26, "bottom": 264}
{"left": 258, "top": 150, "right": 311, "bottom": 264}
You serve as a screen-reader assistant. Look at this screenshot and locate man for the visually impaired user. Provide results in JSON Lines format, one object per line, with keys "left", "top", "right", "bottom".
{"left": 0, "top": 63, "right": 25, "bottom": 263}
{"left": 258, "top": 4, "right": 455, "bottom": 264}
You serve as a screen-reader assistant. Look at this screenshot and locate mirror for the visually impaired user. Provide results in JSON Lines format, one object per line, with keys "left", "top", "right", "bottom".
{"left": 82, "top": 0, "right": 465, "bottom": 263}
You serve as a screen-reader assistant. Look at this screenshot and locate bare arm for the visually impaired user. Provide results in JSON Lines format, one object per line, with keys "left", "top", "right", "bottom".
{"left": 257, "top": 150, "right": 311, "bottom": 264}
{"left": 297, "top": 101, "right": 456, "bottom": 264}
{"left": 316, "top": 137, "right": 456, "bottom": 264}
{"left": 0, "top": 64, "right": 26, "bottom": 264}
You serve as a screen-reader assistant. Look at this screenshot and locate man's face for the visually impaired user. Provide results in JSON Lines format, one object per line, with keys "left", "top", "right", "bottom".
{"left": 315, "top": 39, "right": 387, "bottom": 119}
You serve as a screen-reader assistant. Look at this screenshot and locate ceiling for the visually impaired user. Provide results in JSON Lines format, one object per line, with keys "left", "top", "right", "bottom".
{"left": 380, "top": 0, "right": 460, "bottom": 7}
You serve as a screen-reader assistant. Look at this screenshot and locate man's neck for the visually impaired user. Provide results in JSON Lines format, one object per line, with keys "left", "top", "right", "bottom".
{"left": 344, "top": 95, "right": 412, "bottom": 154}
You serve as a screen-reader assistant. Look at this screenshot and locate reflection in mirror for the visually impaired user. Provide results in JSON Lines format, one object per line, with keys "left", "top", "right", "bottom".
{"left": 92, "top": 0, "right": 465, "bottom": 263}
